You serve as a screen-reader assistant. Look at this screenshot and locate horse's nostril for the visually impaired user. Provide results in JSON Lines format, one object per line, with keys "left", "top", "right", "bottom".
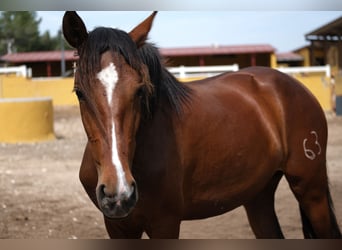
{"left": 96, "top": 181, "right": 138, "bottom": 218}
{"left": 131, "top": 182, "right": 138, "bottom": 199}
{"left": 98, "top": 184, "right": 105, "bottom": 195}
{"left": 98, "top": 184, "right": 116, "bottom": 199}
{"left": 98, "top": 182, "right": 137, "bottom": 200}
{"left": 105, "top": 187, "right": 116, "bottom": 198}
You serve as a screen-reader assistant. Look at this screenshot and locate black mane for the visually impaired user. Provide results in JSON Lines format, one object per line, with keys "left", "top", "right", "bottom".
{"left": 77, "top": 27, "right": 192, "bottom": 117}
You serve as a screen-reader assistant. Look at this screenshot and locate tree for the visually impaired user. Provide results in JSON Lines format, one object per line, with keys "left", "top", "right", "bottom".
{"left": 0, "top": 11, "right": 71, "bottom": 55}
{"left": 0, "top": 11, "right": 42, "bottom": 54}
{"left": 39, "top": 30, "right": 59, "bottom": 51}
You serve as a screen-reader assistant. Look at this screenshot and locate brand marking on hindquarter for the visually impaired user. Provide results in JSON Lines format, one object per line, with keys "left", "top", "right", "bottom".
{"left": 303, "top": 130, "right": 321, "bottom": 160}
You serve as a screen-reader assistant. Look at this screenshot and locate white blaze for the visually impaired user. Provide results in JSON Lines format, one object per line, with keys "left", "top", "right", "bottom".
{"left": 97, "top": 63, "right": 118, "bottom": 104}
{"left": 97, "top": 62, "right": 130, "bottom": 195}
{"left": 111, "top": 122, "right": 130, "bottom": 194}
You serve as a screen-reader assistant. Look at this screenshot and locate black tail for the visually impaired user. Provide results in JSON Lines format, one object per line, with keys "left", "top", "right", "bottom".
{"left": 326, "top": 189, "right": 342, "bottom": 238}
{"left": 300, "top": 206, "right": 316, "bottom": 238}
{"left": 300, "top": 189, "right": 341, "bottom": 238}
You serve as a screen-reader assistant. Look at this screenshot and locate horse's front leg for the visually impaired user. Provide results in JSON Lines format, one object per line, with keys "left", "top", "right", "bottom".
{"left": 104, "top": 217, "right": 144, "bottom": 238}
{"left": 144, "top": 216, "right": 181, "bottom": 239}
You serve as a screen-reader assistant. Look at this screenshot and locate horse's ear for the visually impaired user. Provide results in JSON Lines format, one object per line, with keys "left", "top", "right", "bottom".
{"left": 129, "top": 11, "right": 157, "bottom": 48}
{"left": 62, "top": 11, "right": 88, "bottom": 49}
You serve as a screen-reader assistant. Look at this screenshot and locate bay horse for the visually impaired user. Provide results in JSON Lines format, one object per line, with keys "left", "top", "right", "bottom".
{"left": 62, "top": 11, "right": 341, "bottom": 238}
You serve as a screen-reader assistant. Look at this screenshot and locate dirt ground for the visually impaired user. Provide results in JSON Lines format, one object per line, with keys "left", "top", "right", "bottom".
{"left": 0, "top": 106, "right": 341, "bottom": 239}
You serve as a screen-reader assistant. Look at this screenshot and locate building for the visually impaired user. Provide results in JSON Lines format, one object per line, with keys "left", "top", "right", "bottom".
{"left": 299, "top": 16, "right": 342, "bottom": 115}
{"left": 0, "top": 50, "right": 77, "bottom": 77}
{"left": 0, "top": 44, "right": 276, "bottom": 77}
{"left": 301, "top": 16, "right": 342, "bottom": 76}
{"left": 276, "top": 52, "right": 304, "bottom": 67}
{"left": 160, "top": 44, "right": 276, "bottom": 68}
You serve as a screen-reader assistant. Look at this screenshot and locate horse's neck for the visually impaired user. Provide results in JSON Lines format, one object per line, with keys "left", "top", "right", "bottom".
{"left": 133, "top": 100, "right": 178, "bottom": 175}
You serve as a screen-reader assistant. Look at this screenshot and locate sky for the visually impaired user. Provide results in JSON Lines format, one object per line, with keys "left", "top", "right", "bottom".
{"left": 37, "top": 11, "right": 342, "bottom": 53}
{"left": 2, "top": 0, "right": 342, "bottom": 11}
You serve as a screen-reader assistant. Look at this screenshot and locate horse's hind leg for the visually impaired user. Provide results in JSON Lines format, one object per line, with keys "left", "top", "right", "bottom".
{"left": 285, "top": 160, "right": 342, "bottom": 238}
{"left": 244, "top": 171, "right": 285, "bottom": 238}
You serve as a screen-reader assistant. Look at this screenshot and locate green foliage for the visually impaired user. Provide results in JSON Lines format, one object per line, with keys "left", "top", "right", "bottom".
{"left": 0, "top": 11, "right": 71, "bottom": 55}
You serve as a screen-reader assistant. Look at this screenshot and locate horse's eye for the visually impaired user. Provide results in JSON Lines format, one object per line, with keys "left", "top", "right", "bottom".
{"left": 75, "top": 89, "right": 85, "bottom": 101}
{"left": 136, "top": 86, "right": 144, "bottom": 98}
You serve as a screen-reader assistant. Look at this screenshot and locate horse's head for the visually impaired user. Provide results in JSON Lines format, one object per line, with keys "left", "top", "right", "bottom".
{"left": 62, "top": 11, "right": 156, "bottom": 218}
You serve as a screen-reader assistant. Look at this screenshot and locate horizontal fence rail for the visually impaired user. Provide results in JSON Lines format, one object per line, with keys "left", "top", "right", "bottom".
{"left": 1, "top": 64, "right": 331, "bottom": 79}
{"left": 277, "top": 65, "right": 331, "bottom": 78}
{"left": 168, "top": 64, "right": 239, "bottom": 78}
{"left": 168, "top": 64, "right": 331, "bottom": 79}
{"left": 0, "top": 65, "right": 31, "bottom": 78}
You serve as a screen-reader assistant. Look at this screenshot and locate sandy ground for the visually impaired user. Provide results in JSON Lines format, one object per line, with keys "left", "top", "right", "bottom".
{"left": 0, "top": 106, "right": 341, "bottom": 239}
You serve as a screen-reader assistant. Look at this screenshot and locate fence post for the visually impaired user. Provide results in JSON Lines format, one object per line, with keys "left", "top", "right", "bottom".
{"left": 20, "top": 65, "right": 27, "bottom": 78}
{"left": 0, "top": 78, "right": 2, "bottom": 98}
{"left": 180, "top": 65, "right": 186, "bottom": 78}
{"left": 325, "top": 64, "right": 331, "bottom": 78}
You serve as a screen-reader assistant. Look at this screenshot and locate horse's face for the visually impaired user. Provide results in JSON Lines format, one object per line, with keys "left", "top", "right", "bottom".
{"left": 77, "top": 51, "right": 141, "bottom": 218}
{"left": 63, "top": 11, "right": 156, "bottom": 218}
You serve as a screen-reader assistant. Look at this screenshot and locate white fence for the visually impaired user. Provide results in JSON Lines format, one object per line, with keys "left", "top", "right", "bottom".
{"left": 276, "top": 65, "right": 331, "bottom": 78}
{"left": 0, "top": 65, "right": 31, "bottom": 78}
{"left": 168, "top": 64, "right": 239, "bottom": 78}
{"left": 0, "top": 64, "right": 331, "bottom": 79}
{"left": 168, "top": 64, "right": 331, "bottom": 79}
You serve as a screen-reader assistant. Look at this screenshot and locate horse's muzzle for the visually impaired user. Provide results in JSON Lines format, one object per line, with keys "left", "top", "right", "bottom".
{"left": 96, "top": 182, "right": 138, "bottom": 218}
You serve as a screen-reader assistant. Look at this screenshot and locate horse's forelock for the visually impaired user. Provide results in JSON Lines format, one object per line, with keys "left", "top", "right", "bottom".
{"left": 76, "top": 26, "right": 191, "bottom": 118}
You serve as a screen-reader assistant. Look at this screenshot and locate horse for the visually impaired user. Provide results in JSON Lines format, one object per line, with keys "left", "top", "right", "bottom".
{"left": 62, "top": 11, "right": 341, "bottom": 238}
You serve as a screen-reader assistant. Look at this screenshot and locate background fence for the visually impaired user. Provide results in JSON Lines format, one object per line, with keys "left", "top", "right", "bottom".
{"left": 0, "top": 64, "right": 335, "bottom": 111}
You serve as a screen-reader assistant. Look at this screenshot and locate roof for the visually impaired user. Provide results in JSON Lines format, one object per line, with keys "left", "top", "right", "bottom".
{"left": 160, "top": 44, "right": 275, "bottom": 57}
{"left": 305, "top": 16, "right": 342, "bottom": 40}
{"left": 292, "top": 45, "right": 310, "bottom": 52}
{"left": 0, "top": 44, "right": 275, "bottom": 64}
{"left": 276, "top": 52, "right": 303, "bottom": 62}
{"left": 0, "top": 50, "right": 78, "bottom": 63}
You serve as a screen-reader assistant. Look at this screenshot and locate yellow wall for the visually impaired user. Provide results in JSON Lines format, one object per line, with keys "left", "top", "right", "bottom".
{"left": 335, "top": 75, "right": 342, "bottom": 96}
{"left": 295, "top": 47, "right": 311, "bottom": 67}
{"left": 293, "top": 74, "right": 332, "bottom": 111}
{"left": 179, "top": 73, "right": 332, "bottom": 111}
{"left": 0, "top": 72, "right": 333, "bottom": 111}
{"left": 0, "top": 75, "right": 78, "bottom": 106}
{"left": 0, "top": 97, "right": 55, "bottom": 143}
{"left": 270, "top": 53, "right": 277, "bottom": 68}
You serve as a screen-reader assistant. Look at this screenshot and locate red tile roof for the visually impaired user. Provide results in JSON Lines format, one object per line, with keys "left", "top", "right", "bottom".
{"left": 276, "top": 52, "right": 303, "bottom": 62}
{"left": 160, "top": 44, "right": 275, "bottom": 56}
{"left": 1, "top": 44, "right": 275, "bottom": 64}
